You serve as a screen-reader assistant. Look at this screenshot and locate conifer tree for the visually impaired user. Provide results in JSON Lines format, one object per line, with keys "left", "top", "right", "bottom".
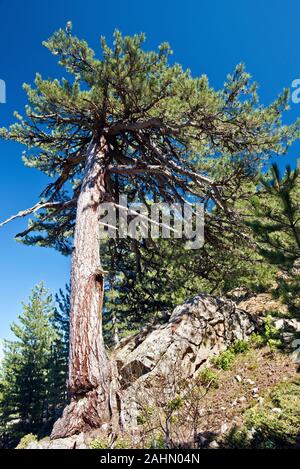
{"left": 246, "top": 163, "right": 300, "bottom": 311}
{"left": 0, "top": 284, "right": 57, "bottom": 445}
{"left": 47, "top": 286, "right": 70, "bottom": 421}
{"left": 0, "top": 27, "right": 298, "bottom": 436}
{"left": 248, "top": 163, "right": 300, "bottom": 265}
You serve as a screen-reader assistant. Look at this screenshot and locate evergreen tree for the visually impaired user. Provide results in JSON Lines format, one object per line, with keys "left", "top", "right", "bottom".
{"left": 47, "top": 286, "right": 70, "bottom": 421}
{"left": 0, "top": 27, "right": 298, "bottom": 436}
{"left": 0, "top": 284, "right": 57, "bottom": 446}
{"left": 245, "top": 163, "right": 300, "bottom": 312}
{"left": 248, "top": 163, "right": 300, "bottom": 265}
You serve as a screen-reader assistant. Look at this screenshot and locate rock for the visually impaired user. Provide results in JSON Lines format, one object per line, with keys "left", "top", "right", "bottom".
{"left": 219, "top": 423, "right": 228, "bottom": 434}
{"left": 271, "top": 407, "right": 282, "bottom": 414}
{"left": 27, "top": 441, "right": 44, "bottom": 449}
{"left": 198, "top": 435, "right": 207, "bottom": 447}
{"left": 238, "top": 396, "right": 246, "bottom": 403}
{"left": 209, "top": 440, "right": 220, "bottom": 449}
{"left": 235, "top": 375, "right": 242, "bottom": 383}
{"left": 282, "top": 332, "right": 298, "bottom": 347}
{"left": 245, "top": 378, "right": 255, "bottom": 385}
{"left": 251, "top": 387, "right": 259, "bottom": 395}
{"left": 113, "top": 293, "right": 257, "bottom": 428}
{"left": 227, "top": 287, "right": 253, "bottom": 302}
{"left": 25, "top": 433, "right": 88, "bottom": 449}
{"left": 274, "top": 318, "right": 300, "bottom": 334}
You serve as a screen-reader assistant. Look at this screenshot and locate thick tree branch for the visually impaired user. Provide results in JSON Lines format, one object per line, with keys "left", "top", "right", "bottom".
{"left": 108, "top": 118, "right": 164, "bottom": 136}
{"left": 107, "top": 164, "right": 169, "bottom": 176}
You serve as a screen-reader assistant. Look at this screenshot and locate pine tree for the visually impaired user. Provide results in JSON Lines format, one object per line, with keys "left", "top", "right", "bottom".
{"left": 0, "top": 284, "right": 57, "bottom": 446}
{"left": 245, "top": 163, "right": 300, "bottom": 311}
{"left": 0, "top": 27, "right": 298, "bottom": 437}
{"left": 47, "top": 286, "right": 70, "bottom": 422}
{"left": 248, "top": 163, "right": 300, "bottom": 265}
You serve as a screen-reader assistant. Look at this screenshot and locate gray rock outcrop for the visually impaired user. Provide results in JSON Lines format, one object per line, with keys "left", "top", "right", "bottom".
{"left": 113, "top": 293, "right": 257, "bottom": 427}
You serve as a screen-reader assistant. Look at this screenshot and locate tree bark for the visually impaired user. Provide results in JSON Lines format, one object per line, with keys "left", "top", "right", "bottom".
{"left": 51, "top": 134, "right": 114, "bottom": 438}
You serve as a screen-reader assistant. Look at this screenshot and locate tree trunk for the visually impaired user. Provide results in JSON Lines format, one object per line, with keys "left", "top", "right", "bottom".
{"left": 51, "top": 135, "right": 115, "bottom": 438}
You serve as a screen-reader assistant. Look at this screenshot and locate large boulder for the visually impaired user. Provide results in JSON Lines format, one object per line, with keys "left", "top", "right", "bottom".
{"left": 26, "top": 433, "right": 87, "bottom": 449}
{"left": 113, "top": 293, "right": 257, "bottom": 427}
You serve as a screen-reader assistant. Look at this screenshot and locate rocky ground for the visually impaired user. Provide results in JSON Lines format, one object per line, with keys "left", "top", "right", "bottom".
{"left": 189, "top": 346, "right": 298, "bottom": 440}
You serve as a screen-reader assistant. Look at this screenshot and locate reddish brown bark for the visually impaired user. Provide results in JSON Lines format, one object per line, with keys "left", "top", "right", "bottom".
{"left": 51, "top": 135, "right": 114, "bottom": 438}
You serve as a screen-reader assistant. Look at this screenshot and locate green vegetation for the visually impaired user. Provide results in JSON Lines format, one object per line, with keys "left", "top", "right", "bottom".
{"left": 16, "top": 433, "right": 37, "bottom": 450}
{"left": 101, "top": 163, "right": 300, "bottom": 343}
{"left": 245, "top": 163, "right": 300, "bottom": 315}
{"left": 199, "top": 368, "right": 219, "bottom": 387}
{"left": 90, "top": 435, "right": 132, "bottom": 449}
{"left": 225, "top": 378, "right": 300, "bottom": 449}
{"left": 214, "top": 340, "right": 249, "bottom": 371}
{"left": 89, "top": 437, "right": 110, "bottom": 449}
{"left": 250, "top": 316, "right": 281, "bottom": 351}
{"left": 0, "top": 284, "right": 69, "bottom": 448}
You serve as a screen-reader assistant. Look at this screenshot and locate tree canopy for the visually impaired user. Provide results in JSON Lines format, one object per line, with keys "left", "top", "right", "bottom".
{"left": 0, "top": 29, "right": 298, "bottom": 253}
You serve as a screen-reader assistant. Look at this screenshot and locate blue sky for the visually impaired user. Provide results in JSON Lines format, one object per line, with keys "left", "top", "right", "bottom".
{"left": 0, "top": 0, "right": 300, "bottom": 345}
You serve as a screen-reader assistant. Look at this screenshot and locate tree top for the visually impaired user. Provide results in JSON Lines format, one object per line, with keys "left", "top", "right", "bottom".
{"left": 0, "top": 28, "right": 299, "bottom": 253}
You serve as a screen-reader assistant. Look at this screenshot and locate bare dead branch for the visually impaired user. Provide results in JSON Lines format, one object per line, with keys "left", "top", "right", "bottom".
{"left": 113, "top": 202, "right": 179, "bottom": 234}
{"left": 0, "top": 199, "right": 77, "bottom": 229}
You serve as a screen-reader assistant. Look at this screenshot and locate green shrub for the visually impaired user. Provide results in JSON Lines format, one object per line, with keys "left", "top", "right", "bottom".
{"left": 231, "top": 339, "right": 249, "bottom": 354}
{"left": 249, "top": 333, "right": 265, "bottom": 348}
{"left": 137, "top": 404, "right": 155, "bottom": 426}
{"left": 114, "top": 437, "right": 132, "bottom": 449}
{"left": 214, "top": 340, "right": 249, "bottom": 371}
{"left": 89, "top": 437, "right": 110, "bottom": 449}
{"left": 250, "top": 316, "right": 281, "bottom": 351}
{"left": 137, "top": 414, "right": 147, "bottom": 425}
{"left": 199, "top": 368, "right": 219, "bottom": 387}
{"left": 224, "top": 426, "right": 252, "bottom": 449}
{"left": 16, "top": 433, "right": 37, "bottom": 449}
{"left": 214, "top": 349, "right": 235, "bottom": 370}
{"left": 263, "top": 315, "right": 282, "bottom": 350}
{"left": 225, "top": 378, "right": 300, "bottom": 449}
{"left": 167, "top": 395, "right": 184, "bottom": 412}
{"left": 149, "top": 432, "right": 167, "bottom": 449}
{"left": 90, "top": 435, "right": 132, "bottom": 449}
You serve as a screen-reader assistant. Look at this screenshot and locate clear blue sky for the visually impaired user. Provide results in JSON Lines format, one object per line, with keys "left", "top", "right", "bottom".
{"left": 0, "top": 0, "right": 300, "bottom": 346}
